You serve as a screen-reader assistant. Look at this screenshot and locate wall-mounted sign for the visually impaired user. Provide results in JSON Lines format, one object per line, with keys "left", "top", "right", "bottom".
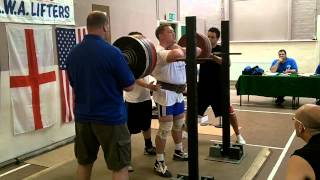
{"left": 166, "top": 12, "right": 176, "bottom": 21}
{"left": 0, "top": 0, "right": 74, "bottom": 25}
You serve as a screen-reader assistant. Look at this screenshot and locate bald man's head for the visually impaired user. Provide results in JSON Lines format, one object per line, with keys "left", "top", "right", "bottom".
{"left": 295, "top": 104, "right": 320, "bottom": 131}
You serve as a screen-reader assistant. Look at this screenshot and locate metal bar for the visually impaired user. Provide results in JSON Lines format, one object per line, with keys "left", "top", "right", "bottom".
{"left": 221, "top": 20, "right": 230, "bottom": 156}
{"left": 186, "top": 16, "right": 199, "bottom": 180}
{"left": 212, "top": 52, "right": 242, "bottom": 55}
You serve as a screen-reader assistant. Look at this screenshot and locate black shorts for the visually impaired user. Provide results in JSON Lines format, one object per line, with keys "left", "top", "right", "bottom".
{"left": 74, "top": 121, "right": 131, "bottom": 171}
{"left": 126, "top": 100, "right": 152, "bottom": 134}
{"left": 197, "top": 86, "right": 222, "bottom": 117}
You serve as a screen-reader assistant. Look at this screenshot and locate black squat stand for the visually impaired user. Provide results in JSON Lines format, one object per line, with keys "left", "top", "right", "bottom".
{"left": 172, "top": 16, "right": 214, "bottom": 180}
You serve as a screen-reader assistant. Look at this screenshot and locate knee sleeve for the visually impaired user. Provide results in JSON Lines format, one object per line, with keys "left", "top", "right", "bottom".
{"left": 157, "top": 121, "right": 173, "bottom": 140}
{"left": 172, "top": 118, "right": 184, "bottom": 131}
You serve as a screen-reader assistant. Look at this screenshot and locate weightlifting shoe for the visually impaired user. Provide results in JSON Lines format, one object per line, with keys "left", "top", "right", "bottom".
{"left": 154, "top": 160, "right": 172, "bottom": 177}
{"left": 128, "top": 165, "right": 134, "bottom": 172}
{"left": 236, "top": 134, "right": 246, "bottom": 145}
{"left": 198, "top": 115, "right": 209, "bottom": 126}
{"left": 173, "top": 150, "right": 188, "bottom": 161}
{"left": 144, "top": 146, "right": 156, "bottom": 156}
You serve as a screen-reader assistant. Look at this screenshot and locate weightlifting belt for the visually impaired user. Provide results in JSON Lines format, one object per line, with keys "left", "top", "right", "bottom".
{"left": 157, "top": 81, "right": 186, "bottom": 93}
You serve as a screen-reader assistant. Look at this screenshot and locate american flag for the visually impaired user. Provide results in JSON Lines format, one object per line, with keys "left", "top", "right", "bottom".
{"left": 55, "top": 27, "right": 87, "bottom": 123}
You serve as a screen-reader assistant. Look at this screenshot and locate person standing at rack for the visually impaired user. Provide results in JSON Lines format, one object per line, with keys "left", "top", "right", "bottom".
{"left": 197, "top": 27, "right": 246, "bottom": 144}
{"left": 152, "top": 23, "right": 202, "bottom": 178}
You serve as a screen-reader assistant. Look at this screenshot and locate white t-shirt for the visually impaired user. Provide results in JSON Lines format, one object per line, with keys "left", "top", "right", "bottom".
{"left": 152, "top": 45, "right": 185, "bottom": 106}
{"left": 124, "top": 76, "right": 151, "bottom": 103}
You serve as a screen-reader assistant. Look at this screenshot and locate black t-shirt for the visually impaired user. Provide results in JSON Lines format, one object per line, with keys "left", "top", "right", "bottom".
{"left": 198, "top": 45, "right": 222, "bottom": 95}
{"left": 292, "top": 133, "right": 320, "bottom": 179}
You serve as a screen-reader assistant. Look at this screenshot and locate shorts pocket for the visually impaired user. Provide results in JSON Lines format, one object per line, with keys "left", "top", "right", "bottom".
{"left": 116, "top": 139, "right": 131, "bottom": 169}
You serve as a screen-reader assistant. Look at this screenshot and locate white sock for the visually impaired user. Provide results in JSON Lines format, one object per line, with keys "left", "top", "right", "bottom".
{"left": 175, "top": 142, "right": 183, "bottom": 151}
{"left": 157, "top": 153, "right": 164, "bottom": 161}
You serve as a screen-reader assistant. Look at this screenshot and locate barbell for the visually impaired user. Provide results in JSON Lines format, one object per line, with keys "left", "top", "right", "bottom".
{"left": 113, "top": 33, "right": 212, "bottom": 79}
{"left": 113, "top": 35, "right": 157, "bottom": 79}
{"left": 178, "top": 33, "right": 212, "bottom": 58}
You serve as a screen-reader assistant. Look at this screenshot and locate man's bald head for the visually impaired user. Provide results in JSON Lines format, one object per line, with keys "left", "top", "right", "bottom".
{"left": 295, "top": 104, "right": 320, "bottom": 131}
{"left": 87, "top": 11, "right": 108, "bottom": 30}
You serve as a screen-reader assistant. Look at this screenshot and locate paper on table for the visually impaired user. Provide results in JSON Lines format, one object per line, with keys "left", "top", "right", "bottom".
{"left": 299, "top": 73, "right": 315, "bottom": 77}
{"left": 264, "top": 72, "right": 278, "bottom": 76}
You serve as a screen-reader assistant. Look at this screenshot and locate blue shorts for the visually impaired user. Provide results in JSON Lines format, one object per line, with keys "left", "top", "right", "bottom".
{"left": 157, "top": 101, "right": 185, "bottom": 117}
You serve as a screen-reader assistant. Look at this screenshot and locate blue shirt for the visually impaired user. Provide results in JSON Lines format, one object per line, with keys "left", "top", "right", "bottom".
{"left": 67, "top": 35, "right": 135, "bottom": 125}
{"left": 316, "top": 64, "right": 320, "bottom": 74}
{"left": 271, "top": 57, "right": 298, "bottom": 73}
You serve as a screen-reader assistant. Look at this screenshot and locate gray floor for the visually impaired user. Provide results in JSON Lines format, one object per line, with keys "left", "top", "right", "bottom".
{"left": 0, "top": 89, "right": 314, "bottom": 180}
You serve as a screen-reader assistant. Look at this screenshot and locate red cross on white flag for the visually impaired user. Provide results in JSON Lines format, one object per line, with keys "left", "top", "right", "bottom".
{"left": 6, "top": 24, "right": 57, "bottom": 135}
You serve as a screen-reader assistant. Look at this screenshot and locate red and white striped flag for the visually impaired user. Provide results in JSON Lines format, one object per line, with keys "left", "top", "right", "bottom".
{"left": 55, "top": 27, "right": 87, "bottom": 123}
{"left": 6, "top": 24, "right": 57, "bottom": 134}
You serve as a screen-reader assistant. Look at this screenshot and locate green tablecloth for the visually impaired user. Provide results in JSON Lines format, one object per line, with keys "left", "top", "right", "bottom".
{"left": 236, "top": 75, "right": 320, "bottom": 98}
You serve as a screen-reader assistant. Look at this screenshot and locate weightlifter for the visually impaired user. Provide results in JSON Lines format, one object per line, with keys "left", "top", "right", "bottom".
{"left": 197, "top": 27, "right": 246, "bottom": 144}
{"left": 151, "top": 23, "right": 201, "bottom": 177}
{"left": 67, "top": 11, "right": 135, "bottom": 180}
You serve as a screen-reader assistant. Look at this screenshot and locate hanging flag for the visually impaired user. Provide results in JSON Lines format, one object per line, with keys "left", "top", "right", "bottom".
{"left": 6, "top": 24, "right": 57, "bottom": 135}
{"left": 55, "top": 27, "right": 87, "bottom": 123}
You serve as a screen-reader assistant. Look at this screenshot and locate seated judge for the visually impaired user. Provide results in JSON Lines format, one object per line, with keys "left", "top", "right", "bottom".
{"left": 270, "top": 49, "right": 298, "bottom": 105}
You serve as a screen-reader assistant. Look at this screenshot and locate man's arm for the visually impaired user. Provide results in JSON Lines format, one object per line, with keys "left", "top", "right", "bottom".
{"left": 166, "top": 44, "right": 201, "bottom": 63}
{"left": 136, "top": 79, "right": 160, "bottom": 91}
{"left": 123, "top": 84, "right": 134, "bottom": 92}
{"left": 209, "top": 54, "right": 222, "bottom": 65}
{"left": 166, "top": 48, "right": 185, "bottom": 63}
{"left": 286, "top": 155, "right": 315, "bottom": 180}
{"left": 270, "top": 59, "right": 282, "bottom": 73}
{"left": 285, "top": 69, "right": 297, "bottom": 74}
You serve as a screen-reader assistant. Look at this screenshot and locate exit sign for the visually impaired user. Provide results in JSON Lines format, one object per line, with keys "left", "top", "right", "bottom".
{"left": 166, "top": 12, "right": 176, "bottom": 21}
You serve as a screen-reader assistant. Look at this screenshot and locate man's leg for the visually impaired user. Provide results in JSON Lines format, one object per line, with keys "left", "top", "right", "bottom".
{"left": 154, "top": 118, "right": 173, "bottom": 177}
{"left": 74, "top": 122, "right": 100, "bottom": 180}
{"left": 171, "top": 101, "right": 188, "bottom": 161}
{"left": 172, "top": 113, "right": 188, "bottom": 161}
{"left": 143, "top": 128, "right": 152, "bottom": 139}
{"left": 142, "top": 100, "right": 156, "bottom": 155}
{"left": 229, "top": 106, "right": 246, "bottom": 144}
{"left": 93, "top": 124, "right": 131, "bottom": 180}
{"left": 154, "top": 105, "right": 173, "bottom": 177}
{"left": 76, "top": 163, "right": 93, "bottom": 180}
{"left": 155, "top": 118, "right": 172, "bottom": 155}
{"left": 143, "top": 128, "right": 156, "bottom": 155}
{"left": 229, "top": 113, "right": 240, "bottom": 135}
{"left": 112, "top": 166, "right": 129, "bottom": 180}
{"left": 275, "top": 96, "right": 285, "bottom": 105}
{"left": 171, "top": 113, "right": 184, "bottom": 144}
